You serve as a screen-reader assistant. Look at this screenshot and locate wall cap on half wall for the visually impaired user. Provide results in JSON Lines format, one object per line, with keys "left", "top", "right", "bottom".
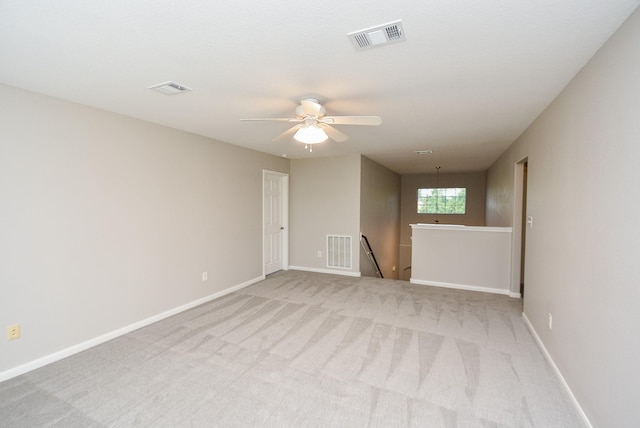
{"left": 411, "top": 224, "right": 512, "bottom": 233}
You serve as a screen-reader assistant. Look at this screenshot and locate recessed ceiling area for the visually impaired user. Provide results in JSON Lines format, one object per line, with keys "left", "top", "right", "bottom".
{"left": 1, "top": 1, "right": 638, "bottom": 174}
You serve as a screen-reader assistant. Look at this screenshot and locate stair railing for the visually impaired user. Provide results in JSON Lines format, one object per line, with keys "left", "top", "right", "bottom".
{"left": 360, "top": 234, "right": 383, "bottom": 278}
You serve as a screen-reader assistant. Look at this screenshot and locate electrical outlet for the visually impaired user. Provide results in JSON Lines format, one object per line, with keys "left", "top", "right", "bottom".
{"left": 202, "top": 272, "right": 208, "bottom": 282}
{"left": 548, "top": 313, "right": 553, "bottom": 330}
{"left": 317, "top": 250, "right": 322, "bottom": 258}
{"left": 7, "top": 324, "right": 20, "bottom": 340}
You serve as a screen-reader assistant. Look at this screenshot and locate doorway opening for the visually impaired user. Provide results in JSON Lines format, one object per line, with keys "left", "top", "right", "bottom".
{"left": 511, "top": 158, "right": 528, "bottom": 299}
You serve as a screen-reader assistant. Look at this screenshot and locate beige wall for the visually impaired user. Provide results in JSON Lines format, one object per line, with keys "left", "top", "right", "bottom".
{"left": 0, "top": 84, "right": 289, "bottom": 375}
{"left": 399, "top": 171, "right": 486, "bottom": 278}
{"left": 410, "top": 225, "right": 512, "bottom": 294}
{"left": 289, "top": 155, "right": 361, "bottom": 275}
{"left": 485, "top": 8, "right": 640, "bottom": 427}
{"left": 486, "top": 150, "right": 522, "bottom": 227}
{"left": 360, "top": 156, "right": 400, "bottom": 279}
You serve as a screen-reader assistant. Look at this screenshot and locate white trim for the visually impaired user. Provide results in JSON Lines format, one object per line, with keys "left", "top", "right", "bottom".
{"left": 282, "top": 175, "right": 289, "bottom": 270}
{"left": 510, "top": 157, "right": 528, "bottom": 298}
{"left": 522, "top": 313, "right": 593, "bottom": 428}
{"left": 410, "top": 278, "right": 509, "bottom": 295}
{"left": 289, "top": 265, "right": 361, "bottom": 277}
{"left": 509, "top": 291, "right": 522, "bottom": 298}
{"left": 0, "top": 275, "right": 264, "bottom": 383}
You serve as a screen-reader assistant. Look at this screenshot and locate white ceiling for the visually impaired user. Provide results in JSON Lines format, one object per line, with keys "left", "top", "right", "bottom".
{"left": 2, "top": 1, "right": 638, "bottom": 174}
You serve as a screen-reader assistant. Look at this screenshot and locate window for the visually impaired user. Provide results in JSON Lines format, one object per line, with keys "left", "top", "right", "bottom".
{"left": 417, "top": 188, "right": 466, "bottom": 214}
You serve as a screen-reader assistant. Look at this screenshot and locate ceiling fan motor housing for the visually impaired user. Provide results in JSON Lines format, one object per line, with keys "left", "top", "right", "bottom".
{"left": 296, "top": 99, "right": 326, "bottom": 119}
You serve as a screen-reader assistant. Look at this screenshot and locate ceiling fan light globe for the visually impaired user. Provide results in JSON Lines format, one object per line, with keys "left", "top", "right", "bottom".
{"left": 293, "top": 126, "right": 328, "bottom": 144}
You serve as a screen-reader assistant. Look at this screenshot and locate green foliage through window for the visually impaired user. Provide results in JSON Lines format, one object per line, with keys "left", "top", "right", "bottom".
{"left": 417, "top": 188, "right": 466, "bottom": 214}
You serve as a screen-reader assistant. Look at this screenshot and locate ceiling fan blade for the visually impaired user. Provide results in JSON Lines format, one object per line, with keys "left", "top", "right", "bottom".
{"left": 300, "top": 99, "right": 322, "bottom": 116}
{"left": 320, "top": 124, "right": 349, "bottom": 142}
{"left": 321, "top": 116, "right": 382, "bottom": 126}
{"left": 273, "top": 125, "right": 302, "bottom": 142}
{"left": 240, "top": 118, "right": 302, "bottom": 122}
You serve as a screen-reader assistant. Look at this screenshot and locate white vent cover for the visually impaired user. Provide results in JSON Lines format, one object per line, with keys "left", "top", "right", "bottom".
{"left": 348, "top": 20, "right": 406, "bottom": 51}
{"left": 327, "top": 235, "right": 352, "bottom": 269}
{"left": 148, "top": 81, "right": 192, "bottom": 95}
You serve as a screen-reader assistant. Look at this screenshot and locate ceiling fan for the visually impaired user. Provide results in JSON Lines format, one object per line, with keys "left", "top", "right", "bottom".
{"left": 241, "top": 98, "right": 382, "bottom": 151}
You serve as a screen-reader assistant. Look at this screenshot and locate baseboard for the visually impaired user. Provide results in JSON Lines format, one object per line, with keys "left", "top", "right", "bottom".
{"left": 521, "top": 312, "right": 593, "bottom": 428}
{"left": 0, "top": 275, "right": 265, "bottom": 383}
{"left": 409, "top": 278, "right": 509, "bottom": 295}
{"left": 509, "top": 291, "right": 522, "bottom": 298}
{"left": 288, "top": 266, "right": 362, "bottom": 277}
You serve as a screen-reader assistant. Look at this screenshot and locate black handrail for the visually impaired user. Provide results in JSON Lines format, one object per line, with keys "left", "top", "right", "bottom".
{"left": 361, "top": 234, "right": 383, "bottom": 278}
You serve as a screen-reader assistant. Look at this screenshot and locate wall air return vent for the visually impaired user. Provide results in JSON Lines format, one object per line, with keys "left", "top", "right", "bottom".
{"left": 148, "top": 81, "right": 192, "bottom": 95}
{"left": 348, "top": 20, "right": 406, "bottom": 51}
{"left": 327, "top": 235, "right": 352, "bottom": 269}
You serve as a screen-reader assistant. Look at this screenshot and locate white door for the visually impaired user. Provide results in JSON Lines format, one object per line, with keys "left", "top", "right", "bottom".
{"left": 263, "top": 171, "right": 288, "bottom": 275}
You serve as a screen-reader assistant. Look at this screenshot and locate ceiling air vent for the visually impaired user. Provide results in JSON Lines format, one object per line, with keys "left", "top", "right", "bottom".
{"left": 148, "top": 81, "right": 192, "bottom": 95}
{"left": 348, "top": 20, "right": 406, "bottom": 51}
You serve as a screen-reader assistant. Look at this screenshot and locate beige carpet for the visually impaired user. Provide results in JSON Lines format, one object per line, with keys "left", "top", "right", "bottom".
{"left": 0, "top": 270, "right": 586, "bottom": 427}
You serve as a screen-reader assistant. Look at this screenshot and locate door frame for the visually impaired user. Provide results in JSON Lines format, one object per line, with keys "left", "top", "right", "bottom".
{"left": 263, "top": 170, "right": 289, "bottom": 275}
{"left": 510, "top": 157, "right": 528, "bottom": 298}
